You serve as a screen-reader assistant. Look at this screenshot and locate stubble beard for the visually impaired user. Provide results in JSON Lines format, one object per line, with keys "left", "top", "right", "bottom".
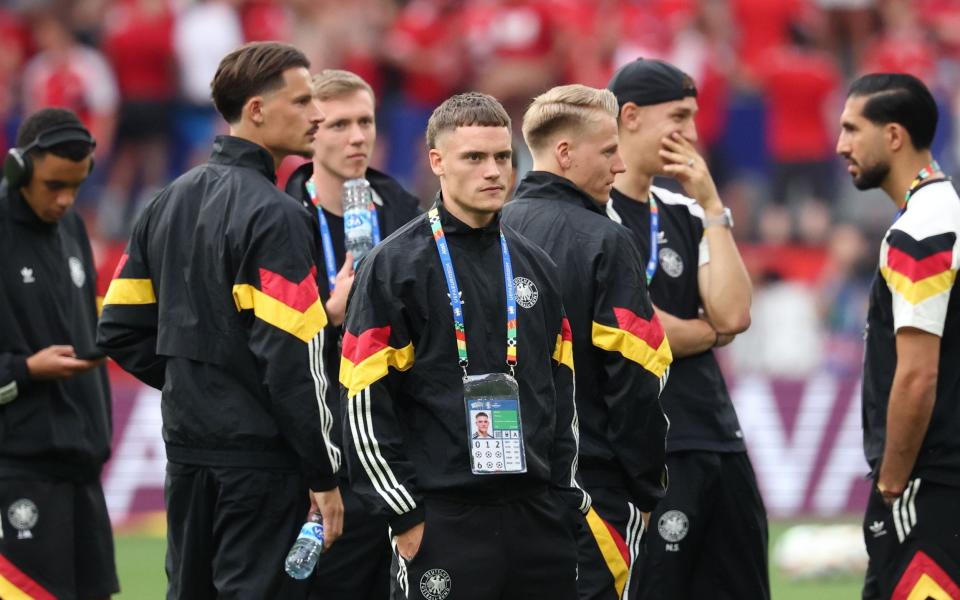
{"left": 853, "top": 161, "right": 890, "bottom": 191}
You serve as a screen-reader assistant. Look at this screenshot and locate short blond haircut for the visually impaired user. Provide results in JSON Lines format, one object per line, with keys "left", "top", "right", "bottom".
{"left": 522, "top": 84, "right": 619, "bottom": 153}
{"left": 425, "top": 92, "right": 511, "bottom": 149}
{"left": 311, "top": 69, "right": 375, "bottom": 104}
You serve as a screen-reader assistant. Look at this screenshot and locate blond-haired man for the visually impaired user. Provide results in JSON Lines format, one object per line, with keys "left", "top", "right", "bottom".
{"left": 284, "top": 69, "right": 420, "bottom": 600}
{"left": 341, "top": 92, "right": 584, "bottom": 599}
{"left": 502, "top": 84, "right": 671, "bottom": 600}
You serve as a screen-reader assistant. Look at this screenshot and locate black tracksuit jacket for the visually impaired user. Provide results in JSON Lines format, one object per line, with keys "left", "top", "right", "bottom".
{"left": 0, "top": 182, "right": 111, "bottom": 482}
{"left": 97, "top": 136, "right": 339, "bottom": 490}
{"left": 284, "top": 162, "right": 420, "bottom": 454}
{"left": 339, "top": 199, "right": 586, "bottom": 533}
{"left": 502, "top": 171, "right": 671, "bottom": 511}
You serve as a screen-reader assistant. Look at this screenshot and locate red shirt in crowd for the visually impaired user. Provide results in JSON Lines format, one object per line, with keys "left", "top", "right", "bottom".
{"left": 754, "top": 45, "right": 841, "bottom": 162}
{"left": 386, "top": 0, "right": 466, "bottom": 106}
{"left": 731, "top": 0, "right": 808, "bottom": 69}
{"left": 102, "top": 0, "right": 175, "bottom": 101}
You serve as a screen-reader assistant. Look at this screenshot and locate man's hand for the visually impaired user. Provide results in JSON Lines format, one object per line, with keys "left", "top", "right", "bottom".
{"left": 659, "top": 132, "right": 723, "bottom": 214}
{"left": 324, "top": 252, "right": 355, "bottom": 327}
{"left": 395, "top": 521, "right": 425, "bottom": 561}
{"left": 26, "top": 345, "right": 103, "bottom": 380}
{"left": 876, "top": 479, "right": 905, "bottom": 506}
{"left": 309, "top": 487, "right": 344, "bottom": 550}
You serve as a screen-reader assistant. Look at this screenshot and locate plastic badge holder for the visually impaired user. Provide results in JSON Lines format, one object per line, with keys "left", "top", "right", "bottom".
{"left": 463, "top": 373, "right": 527, "bottom": 475}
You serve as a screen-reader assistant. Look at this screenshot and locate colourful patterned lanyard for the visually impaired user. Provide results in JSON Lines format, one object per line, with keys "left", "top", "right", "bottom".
{"left": 306, "top": 179, "right": 382, "bottom": 293}
{"left": 428, "top": 207, "right": 518, "bottom": 379}
{"left": 646, "top": 194, "right": 660, "bottom": 284}
{"left": 897, "top": 160, "right": 943, "bottom": 221}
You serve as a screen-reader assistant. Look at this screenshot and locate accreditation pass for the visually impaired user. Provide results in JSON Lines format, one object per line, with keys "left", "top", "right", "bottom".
{"left": 466, "top": 398, "right": 527, "bottom": 474}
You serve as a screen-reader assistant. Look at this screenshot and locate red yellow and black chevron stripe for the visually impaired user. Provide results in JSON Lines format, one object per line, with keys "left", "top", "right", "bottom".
{"left": 233, "top": 266, "right": 327, "bottom": 342}
{"left": 340, "top": 325, "right": 415, "bottom": 397}
{"left": 552, "top": 316, "right": 575, "bottom": 371}
{"left": 892, "top": 550, "right": 959, "bottom": 600}
{"left": 585, "top": 508, "right": 630, "bottom": 597}
{"left": 0, "top": 554, "right": 56, "bottom": 600}
{"left": 882, "top": 230, "right": 957, "bottom": 305}
{"left": 592, "top": 307, "right": 672, "bottom": 378}
{"left": 102, "top": 254, "right": 156, "bottom": 306}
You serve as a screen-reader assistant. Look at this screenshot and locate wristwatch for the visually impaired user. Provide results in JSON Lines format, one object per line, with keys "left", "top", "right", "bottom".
{"left": 703, "top": 207, "right": 734, "bottom": 229}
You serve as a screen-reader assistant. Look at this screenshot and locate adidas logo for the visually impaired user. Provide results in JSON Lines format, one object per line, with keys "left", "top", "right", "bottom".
{"left": 870, "top": 520, "right": 886, "bottom": 537}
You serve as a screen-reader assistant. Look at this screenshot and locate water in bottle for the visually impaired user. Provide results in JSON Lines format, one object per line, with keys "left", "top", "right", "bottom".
{"left": 284, "top": 513, "right": 324, "bottom": 580}
{"left": 343, "top": 178, "right": 375, "bottom": 267}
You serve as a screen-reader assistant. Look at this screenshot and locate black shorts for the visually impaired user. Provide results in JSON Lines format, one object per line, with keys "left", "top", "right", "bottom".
{"left": 634, "top": 451, "right": 769, "bottom": 600}
{"left": 309, "top": 485, "right": 390, "bottom": 600}
{"left": 863, "top": 477, "right": 960, "bottom": 599}
{"left": 164, "top": 463, "right": 312, "bottom": 600}
{"left": 575, "top": 485, "right": 646, "bottom": 600}
{"left": 389, "top": 490, "right": 578, "bottom": 600}
{"left": 0, "top": 476, "right": 119, "bottom": 600}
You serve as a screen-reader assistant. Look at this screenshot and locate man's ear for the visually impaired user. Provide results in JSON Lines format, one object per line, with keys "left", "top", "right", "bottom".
{"left": 886, "top": 123, "right": 907, "bottom": 153}
{"left": 555, "top": 139, "right": 572, "bottom": 170}
{"left": 620, "top": 102, "right": 642, "bottom": 132}
{"left": 245, "top": 96, "right": 265, "bottom": 125}
{"left": 429, "top": 148, "right": 444, "bottom": 176}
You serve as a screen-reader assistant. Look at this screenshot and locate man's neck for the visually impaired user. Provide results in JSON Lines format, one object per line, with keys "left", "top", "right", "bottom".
{"left": 442, "top": 195, "right": 495, "bottom": 229}
{"left": 613, "top": 169, "right": 654, "bottom": 203}
{"left": 311, "top": 165, "right": 347, "bottom": 217}
{"left": 884, "top": 151, "right": 939, "bottom": 209}
{"left": 227, "top": 125, "right": 282, "bottom": 169}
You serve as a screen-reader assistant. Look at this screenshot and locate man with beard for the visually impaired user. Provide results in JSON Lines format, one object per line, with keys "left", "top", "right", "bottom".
{"left": 99, "top": 42, "right": 343, "bottom": 599}
{"left": 284, "top": 68, "right": 420, "bottom": 600}
{"left": 837, "top": 72, "right": 960, "bottom": 599}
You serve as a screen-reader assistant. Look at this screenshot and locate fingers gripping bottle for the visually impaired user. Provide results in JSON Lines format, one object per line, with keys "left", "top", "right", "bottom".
{"left": 343, "top": 178, "right": 375, "bottom": 268}
{"left": 284, "top": 512, "right": 324, "bottom": 579}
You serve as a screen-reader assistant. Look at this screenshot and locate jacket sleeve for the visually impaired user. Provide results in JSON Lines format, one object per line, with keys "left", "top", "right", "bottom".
{"left": 339, "top": 253, "right": 421, "bottom": 533}
{"left": 591, "top": 230, "right": 672, "bottom": 511}
{"left": 98, "top": 213, "right": 166, "bottom": 389}
{"left": 231, "top": 207, "right": 340, "bottom": 491}
{"left": 0, "top": 282, "right": 29, "bottom": 404}
{"left": 550, "top": 312, "right": 591, "bottom": 514}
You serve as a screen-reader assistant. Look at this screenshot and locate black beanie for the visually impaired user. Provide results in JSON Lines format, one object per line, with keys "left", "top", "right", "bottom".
{"left": 607, "top": 58, "right": 697, "bottom": 107}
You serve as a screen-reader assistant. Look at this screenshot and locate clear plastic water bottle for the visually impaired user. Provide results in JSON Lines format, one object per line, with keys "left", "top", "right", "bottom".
{"left": 343, "top": 178, "right": 375, "bottom": 267}
{"left": 284, "top": 512, "right": 324, "bottom": 579}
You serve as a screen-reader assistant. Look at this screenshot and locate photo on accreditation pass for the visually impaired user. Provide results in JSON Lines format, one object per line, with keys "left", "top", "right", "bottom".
{"left": 467, "top": 398, "right": 527, "bottom": 475}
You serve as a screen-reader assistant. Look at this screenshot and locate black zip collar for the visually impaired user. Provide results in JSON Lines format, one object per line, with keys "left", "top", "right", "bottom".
{"left": 2, "top": 182, "right": 58, "bottom": 232}
{"left": 515, "top": 170, "right": 605, "bottom": 216}
{"left": 208, "top": 135, "right": 277, "bottom": 184}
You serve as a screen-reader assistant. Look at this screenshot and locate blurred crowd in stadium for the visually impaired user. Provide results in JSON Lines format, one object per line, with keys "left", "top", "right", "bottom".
{"left": 1, "top": 0, "right": 956, "bottom": 378}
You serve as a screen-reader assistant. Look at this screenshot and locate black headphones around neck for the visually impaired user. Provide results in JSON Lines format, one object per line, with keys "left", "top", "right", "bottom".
{"left": 3, "top": 124, "right": 97, "bottom": 188}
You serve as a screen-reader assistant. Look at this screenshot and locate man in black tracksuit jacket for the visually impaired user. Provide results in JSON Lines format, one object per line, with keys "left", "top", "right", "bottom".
{"left": 0, "top": 109, "right": 119, "bottom": 600}
{"left": 340, "top": 93, "right": 586, "bottom": 600}
{"left": 284, "top": 69, "right": 420, "bottom": 600}
{"left": 97, "top": 43, "right": 342, "bottom": 599}
{"left": 501, "top": 84, "right": 671, "bottom": 600}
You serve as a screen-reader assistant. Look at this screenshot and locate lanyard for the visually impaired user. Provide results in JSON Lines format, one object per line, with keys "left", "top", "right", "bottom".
{"left": 896, "top": 160, "right": 942, "bottom": 222}
{"left": 427, "top": 207, "right": 517, "bottom": 379}
{"left": 305, "top": 179, "right": 382, "bottom": 293}
{"left": 645, "top": 194, "right": 659, "bottom": 284}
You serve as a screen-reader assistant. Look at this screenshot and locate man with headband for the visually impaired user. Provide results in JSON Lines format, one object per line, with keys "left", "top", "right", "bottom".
{"left": 607, "top": 59, "right": 766, "bottom": 600}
